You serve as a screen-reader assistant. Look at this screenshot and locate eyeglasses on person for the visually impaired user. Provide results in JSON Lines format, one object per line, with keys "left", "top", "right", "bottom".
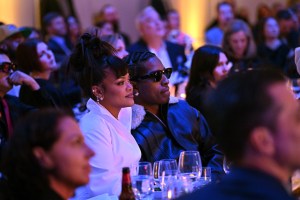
{"left": 0, "top": 62, "right": 16, "bottom": 73}
{"left": 137, "top": 68, "right": 172, "bottom": 82}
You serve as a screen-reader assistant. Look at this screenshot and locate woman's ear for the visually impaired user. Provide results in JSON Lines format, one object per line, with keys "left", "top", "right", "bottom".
{"left": 32, "top": 147, "right": 54, "bottom": 169}
{"left": 91, "top": 85, "right": 104, "bottom": 97}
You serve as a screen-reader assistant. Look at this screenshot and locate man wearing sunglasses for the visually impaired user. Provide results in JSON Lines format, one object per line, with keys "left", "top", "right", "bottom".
{"left": 0, "top": 50, "right": 40, "bottom": 160}
{"left": 124, "top": 51, "right": 224, "bottom": 182}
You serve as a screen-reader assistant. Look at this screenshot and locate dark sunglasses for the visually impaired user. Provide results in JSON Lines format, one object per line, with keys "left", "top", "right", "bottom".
{"left": 0, "top": 62, "right": 16, "bottom": 73}
{"left": 138, "top": 68, "right": 172, "bottom": 82}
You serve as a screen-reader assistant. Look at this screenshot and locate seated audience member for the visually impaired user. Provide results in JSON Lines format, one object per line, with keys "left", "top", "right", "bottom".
{"left": 205, "top": 1, "right": 234, "bottom": 46}
{"left": 16, "top": 39, "right": 73, "bottom": 113}
{"left": 128, "top": 6, "right": 187, "bottom": 95}
{"left": 66, "top": 16, "right": 81, "bottom": 47}
{"left": 101, "top": 34, "right": 128, "bottom": 59}
{"left": 0, "top": 109, "right": 95, "bottom": 200}
{"left": 0, "top": 24, "right": 31, "bottom": 62}
{"left": 0, "top": 49, "right": 39, "bottom": 156}
{"left": 124, "top": 51, "right": 224, "bottom": 181}
{"left": 186, "top": 45, "right": 231, "bottom": 117}
{"left": 68, "top": 34, "right": 141, "bottom": 198}
{"left": 222, "top": 19, "right": 259, "bottom": 72}
{"left": 256, "top": 17, "right": 296, "bottom": 78}
{"left": 179, "top": 69, "right": 298, "bottom": 200}
{"left": 95, "top": 20, "right": 115, "bottom": 36}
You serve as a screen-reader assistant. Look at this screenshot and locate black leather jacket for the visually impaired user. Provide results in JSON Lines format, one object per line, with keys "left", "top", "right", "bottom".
{"left": 131, "top": 97, "right": 224, "bottom": 181}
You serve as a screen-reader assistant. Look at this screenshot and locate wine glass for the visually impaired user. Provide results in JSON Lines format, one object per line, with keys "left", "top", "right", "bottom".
{"left": 223, "top": 156, "right": 232, "bottom": 174}
{"left": 131, "top": 162, "right": 153, "bottom": 199}
{"left": 178, "top": 151, "right": 202, "bottom": 190}
{"left": 158, "top": 159, "right": 178, "bottom": 189}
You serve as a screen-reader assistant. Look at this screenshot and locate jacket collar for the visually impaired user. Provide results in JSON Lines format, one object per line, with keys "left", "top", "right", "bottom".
{"left": 131, "top": 96, "right": 179, "bottom": 129}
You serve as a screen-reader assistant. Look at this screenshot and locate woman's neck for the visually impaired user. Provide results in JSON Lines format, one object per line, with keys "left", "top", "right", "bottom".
{"left": 49, "top": 177, "right": 74, "bottom": 200}
{"left": 30, "top": 71, "right": 51, "bottom": 80}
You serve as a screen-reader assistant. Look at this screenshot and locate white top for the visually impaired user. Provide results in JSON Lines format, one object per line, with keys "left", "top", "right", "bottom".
{"left": 73, "top": 99, "right": 141, "bottom": 199}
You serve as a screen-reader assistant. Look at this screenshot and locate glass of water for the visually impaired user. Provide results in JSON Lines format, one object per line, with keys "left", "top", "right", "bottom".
{"left": 131, "top": 162, "right": 153, "bottom": 199}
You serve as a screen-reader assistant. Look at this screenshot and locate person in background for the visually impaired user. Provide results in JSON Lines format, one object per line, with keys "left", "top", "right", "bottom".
{"left": 165, "top": 9, "right": 193, "bottom": 55}
{"left": 256, "top": 17, "right": 296, "bottom": 78}
{"left": 66, "top": 16, "right": 81, "bottom": 47}
{"left": 179, "top": 69, "right": 298, "bottom": 200}
{"left": 16, "top": 39, "right": 73, "bottom": 113}
{"left": 128, "top": 6, "right": 187, "bottom": 96}
{"left": 0, "top": 49, "right": 39, "bottom": 158}
{"left": 124, "top": 51, "right": 224, "bottom": 181}
{"left": 100, "top": 34, "right": 128, "bottom": 59}
{"left": 95, "top": 21, "right": 115, "bottom": 36}
{"left": 185, "top": 45, "right": 231, "bottom": 117}
{"left": 68, "top": 34, "right": 140, "bottom": 198}
{"left": 205, "top": 1, "right": 234, "bottom": 46}
{"left": 95, "top": 4, "right": 131, "bottom": 47}
{"left": 0, "top": 24, "right": 31, "bottom": 63}
{"left": 222, "top": 19, "right": 258, "bottom": 72}
{"left": 0, "top": 109, "right": 95, "bottom": 200}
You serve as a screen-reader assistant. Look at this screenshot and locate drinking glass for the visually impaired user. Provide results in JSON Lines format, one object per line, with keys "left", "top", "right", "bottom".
{"left": 178, "top": 151, "right": 202, "bottom": 191}
{"left": 131, "top": 162, "right": 153, "bottom": 199}
{"left": 223, "top": 156, "right": 232, "bottom": 174}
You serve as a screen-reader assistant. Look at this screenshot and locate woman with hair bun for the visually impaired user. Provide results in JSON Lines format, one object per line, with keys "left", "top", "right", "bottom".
{"left": 68, "top": 33, "right": 141, "bottom": 199}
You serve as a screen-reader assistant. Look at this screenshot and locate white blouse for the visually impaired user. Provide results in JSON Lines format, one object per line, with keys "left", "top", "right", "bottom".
{"left": 73, "top": 99, "right": 141, "bottom": 199}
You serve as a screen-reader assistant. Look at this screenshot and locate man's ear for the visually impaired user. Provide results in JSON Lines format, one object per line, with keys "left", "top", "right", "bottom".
{"left": 249, "top": 127, "right": 275, "bottom": 156}
{"left": 32, "top": 147, "right": 54, "bottom": 169}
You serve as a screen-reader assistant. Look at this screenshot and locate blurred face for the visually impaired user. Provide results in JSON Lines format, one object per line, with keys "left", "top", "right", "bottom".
{"left": 135, "top": 56, "right": 170, "bottom": 107}
{"left": 5, "top": 33, "right": 25, "bottom": 51}
{"left": 103, "top": 6, "right": 118, "bottom": 22}
{"left": 37, "top": 42, "right": 57, "bottom": 71}
{"left": 46, "top": 117, "right": 95, "bottom": 188}
{"left": 100, "top": 22, "right": 114, "bottom": 36}
{"left": 278, "top": 19, "right": 294, "bottom": 36}
{"left": 114, "top": 39, "right": 128, "bottom": 59}
{"left": 218, "top": 4, "right": 234, "bottom": 27}
{"left": 269, "top": 83, "right": 300, "bottom": 171}
{"left": 67, "top": 17, "right": 80, "bottom": 36}
{"left": 140, "top": 10, "right": 165, "bottom": 38}
{"left": 49, "top": 16, "right": 67, "bottom": 36}
{"left": 229, "top": 30, "right": 248, "bottom": 59}
{"left": 264, "top": 18, "right": 279, "bottom": 39}
{"left": 100, "top": 69, "right": 133, "bottom": 116}
{"left": 213, "top": 52, "right": 230, "bottom": 82}
{"left": 167, "top": 12, "right": 180, "bottom": 30}
{"left": 0, "top": 54, "right": 13, "bottom": 95}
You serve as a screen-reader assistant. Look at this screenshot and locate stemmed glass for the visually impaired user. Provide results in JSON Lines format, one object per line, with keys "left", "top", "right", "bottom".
{"left": 178, "top": 151, "right": 202, "bottom": 191}
{"left": 223, "top": 156, "right": 232, "bottom": 174}
{"left": 131, "top": 162, "right": 153, "bottom": 199}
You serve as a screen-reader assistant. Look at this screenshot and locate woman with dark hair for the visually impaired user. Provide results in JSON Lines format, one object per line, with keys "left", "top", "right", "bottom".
{"left": 16, "top": 39, "right": 73, "bottom": 113}
{"left": 68, "top": 34, "right": 141, "bottom": 198}
{"left": 186, "top": 45, "right": 230, "bottom": 115}
{"left": 0, "top": 109, "right": 94, "bottom": 200}
{"left": 124, "top": 51, "right": 224, "bottom": 181}
{"left": 222, "top": 19, "right": 259, "bottom": 72}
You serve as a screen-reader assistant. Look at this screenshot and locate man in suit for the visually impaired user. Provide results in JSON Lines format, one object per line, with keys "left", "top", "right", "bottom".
{"left": 0, "top": 50, "right": 39, "bottom": 155}
{"left": 128, "top": 6, "right": 187, "bottom": 96}
{"left": 179, "top": 69, "right": 298, "bottom": 200}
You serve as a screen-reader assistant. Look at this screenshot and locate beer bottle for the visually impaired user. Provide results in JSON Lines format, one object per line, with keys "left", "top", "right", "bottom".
{"left": 119, "top": 167, "right": 136, "bottom": 200}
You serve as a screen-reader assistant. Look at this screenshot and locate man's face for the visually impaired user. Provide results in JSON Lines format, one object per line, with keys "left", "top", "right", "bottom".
{"left": 217, "top": 4, "right": 234, "bottom": 27}
{"left": 48, "top": 16, "right": 67, "bottom": 36}
{"left": 5, "top": 33, "right": 25, "bottom": 51}
{"left": 140, "top": 10, "right": 165, "bottom": 39}
{"left": 270, "top": 82, "right": 300, "bottom": 171}
{"left": 0, "top": 54, "right": 13, "bottom": 94}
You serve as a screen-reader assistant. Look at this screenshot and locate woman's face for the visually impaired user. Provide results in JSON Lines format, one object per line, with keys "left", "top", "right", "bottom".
{"left": 45, "top": 117, "right": 94, "bottom": 189}
{"left": 213, "top": 52, "right": 230, "bottom": 82}
{"left": 37, "top": 42, "right": 57, "bottom": 71}
{"left": 99, "top": 69, "right": 134, "bottom": 115}
{"left": 228, "top": 30, "right": 248, "bottom": 59}
{"left": 264, "top": 18, "right": 279, "bottom": 39}
{"left": 115, "top": 39, "right": 128, "bottom": 59}
{"left": 135, "top": 56, "right": 170, "bottom": 106}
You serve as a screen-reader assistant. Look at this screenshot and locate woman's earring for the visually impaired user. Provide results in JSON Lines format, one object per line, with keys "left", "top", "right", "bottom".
{"left": 134, "top": 91, "right": 139, "bottom": 96}
{"left": 100, "top": 96, "right": 104, "bottom": 100}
